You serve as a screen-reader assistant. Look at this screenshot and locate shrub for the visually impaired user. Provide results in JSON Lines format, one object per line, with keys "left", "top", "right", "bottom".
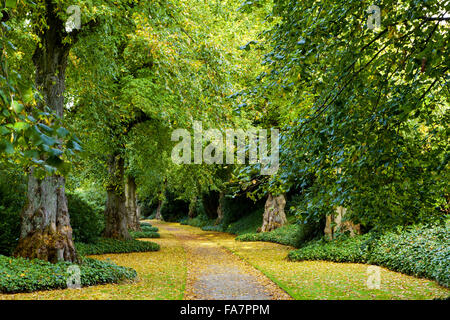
{"left": 0, "top": 255, "right": 136, "bottom": 293}
{"left": 130, "top": 231, "right": 160, "bottom": 239}
{"left": 368, "top": 225, "right": 449, "bottom": 287}
{"left": 288, "top": 234, "right": 371, "bottom": 263}
{"left": 0, "top": 164, "right": 26, "bottom": 255}
{"left": 288, "top": 225, "right": 450, "bottom": 287}
{"left": 184, "top": 214, "right": 214, "bottom": 228}
{"left": 160, "top": 192, "right": 189, "bottom": 222}
{"left": 225, "top": 209, "right": 262, "bottom": 235}
{"left": 0, "top": 207, "right": 21, "bottom": 256}
{"left": 222, "top": 193, "right": 265, "bottom": 226}
{"left": 141, "top": 225, "right": 158, "bottom": 232}
{"left": 75, "top": 238, "right": 160, "bottom": 255}
{"left": 202, "top": 225, "right": 225, "bottom": 232}
{"left": 238, "top": 224, "right": 310, "bottom": 247}
{"left": 236, "top": 217, "right": 322, "bottom": 248}
{"left": 140, "top": 222, "right": 152, "bottom": 227}
{"left": 67, "top": 193, "right": 104, "bottom": 244}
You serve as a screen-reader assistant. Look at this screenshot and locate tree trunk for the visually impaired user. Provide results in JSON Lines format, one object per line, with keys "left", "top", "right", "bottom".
{"left": 125, "top": 176, "right": 141, "bottom": 231}
{"left": 188, "top": 196, "right": 197, "bottom": 219}
{"left": 215, "top": 192, "right": 224, "bottom": 225}
{"left": 15, "top": 5, "right": 78, "bottom": 262}
{"left": 201, "top": 191, "right": 220, "bottom": 219}
{"left": 15, "top": 172, "right": 78, "bottom": 263}
{"left": 155, "top": 199, "right": 163, "bottom": 220}
{"left": 324, "top": 206, "right": 361, "bottom": 240}
{"left": 103, "top": 154, "right": 131, "bottom": 240}
{"left": 261, "top": 193, "right": 287, "bottom": 232}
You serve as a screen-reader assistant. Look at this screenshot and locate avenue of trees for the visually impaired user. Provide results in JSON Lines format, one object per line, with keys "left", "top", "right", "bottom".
{"left": 0, "top": 0, "right": 448, "bottom": 267}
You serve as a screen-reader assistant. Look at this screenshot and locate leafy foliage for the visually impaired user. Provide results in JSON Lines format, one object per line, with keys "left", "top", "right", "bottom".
{"left": 0, "top": 8, "right": 81, "bottom": 176}
{"left": 75, "top": 238, "right": 160, "bottom": 255}
{"left": 0, "top": 163, "right": 25, "bottom": 255}
{"left": 130, "top": 231, "right": 160, "bottom": 239}
{"left": 236, "top": 222, "right": 320, "bottom": 248}
{"left": 0, "top": 255, "right": 136, "bottom": 293}
{"left": 67, "top": 193, "right": 104, "bottom": 244}
{"left": 238, "top": 0, "right": 450, "bottom": 229}
{"left": 369, "top": 224, "right": 450, "bottom": 287}
{"left": 141, "top": 224, "right": 158, "bottom": 233}
{"left": 288, "top": 225, "right": 450, "bottom": 287}
{"left": 288, "top": 234, "right": 372, "bottom": 263}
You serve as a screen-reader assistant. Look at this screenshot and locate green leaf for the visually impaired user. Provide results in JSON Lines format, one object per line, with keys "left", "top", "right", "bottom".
{"left": 56, "top": 127, "right": 69, "bottom": 138}
{"left": 37, "top": 123, "right": 54, "bottom": 133}
{"left": 11, "top": 100, "right": 24, "bottom": 113}
{"left": 5, "top": 0, "right": 16, "bottom": 9}
{"left": 0, "top": 141, "right": 14, "bottom": 154}
{"left": 13, "top": 122, "right": 29, "bottom": 131}
{"left": 40, "top": 134, "right": 57, "bottom": 147}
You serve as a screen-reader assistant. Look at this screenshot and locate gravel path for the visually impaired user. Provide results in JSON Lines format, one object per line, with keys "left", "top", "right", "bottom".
{"left": 154, "top": 222, "right": 291, "bottom": 300}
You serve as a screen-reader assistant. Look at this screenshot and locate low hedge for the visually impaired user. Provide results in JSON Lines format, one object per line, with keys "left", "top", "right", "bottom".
{"left": 202, "top": 225, "right": 224, "bottom": 232}
{"left": 288, "top": 225, "right": 449, "bottom": 287}
{"left": 130, "top": 231, "right": 160, "bottom": 239}
{"left": 0, "top": 255, "right": 136, "bottom": 293}
{"left": 140, "top": 222, "right": 153, "bottom": 227}
{"left": 368, "top": 225, "right": 449, "bottom": 287}
{"left": 236, "top": 223, "right": 317, "bottom": 248}
{"left": 141, "top": 225, "right": 158, "bottom": 232}
{"left": 288, "top": 234, "right": 371, "bottom": 262}
{"left": 75, "top": 238, "right": 160, "bottom": 255}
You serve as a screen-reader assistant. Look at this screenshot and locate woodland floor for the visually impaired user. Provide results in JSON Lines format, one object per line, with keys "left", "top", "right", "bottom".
{"left": 1, "top": 220, "right": 448, "bottom": 300}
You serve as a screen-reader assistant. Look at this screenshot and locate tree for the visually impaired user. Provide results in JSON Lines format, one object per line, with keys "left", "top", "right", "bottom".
{"left": 6, "top": 0, "right": 151, "bottom": 261}
{"left": 245, "top": 0, "right": 449, "bottom": 229}
{"left": 9, "top": 0, "right": 98, "bottom": 262}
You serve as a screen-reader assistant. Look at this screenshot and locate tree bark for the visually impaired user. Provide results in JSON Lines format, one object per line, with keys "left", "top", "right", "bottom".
{"left": 155, "top": 199, "right": 163, "bottom": 220}
{"left": 324, "top": 206, "right": 361, "bottom": 240}
{"left": 15, "top": 172, "right": 78, "bottom": 263}
{"left": 125, "top": 176, "right": 141, "bottom": 231}
{"left": 215, "top": 192, "right": 224, "bottom": 225}
{"left": 15, "top": 3, "right": 78, "bottom": 262}
{"left": 103, "top": 154, "right": 131, "bottom": 240}
{"left": 261, "top": 193, "right": 287, "bottom": 232}
{"left": 188, "top": 196, "right": 197, "bottom": 219}
{"left": 201, "top": 191, "right": 220, "bottom": 219}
